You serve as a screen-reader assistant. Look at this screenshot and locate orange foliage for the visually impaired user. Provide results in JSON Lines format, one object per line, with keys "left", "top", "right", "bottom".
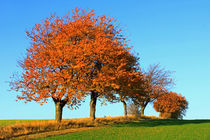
{"left": 153, "top": 92, "right": 188, "bottom": 118}
{"left": 10, "top": 8, "right": 139, "bottom": 121}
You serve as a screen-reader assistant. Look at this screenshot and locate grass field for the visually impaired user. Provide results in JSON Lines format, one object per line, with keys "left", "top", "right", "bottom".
{"left": 40, "top": 119, "right": 210, "bottom": 140}
{"left": 0, "top": 116, "right": 140, "bottom": 139}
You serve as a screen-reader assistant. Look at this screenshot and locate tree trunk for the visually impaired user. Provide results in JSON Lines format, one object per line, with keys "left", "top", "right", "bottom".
{"left": 140, "top": 105, "right": 145, "bottom": 116}
{"left": 160, "top": 112, "right": 179, "bottom": 119}
{"left": 55, "top": 101, "right": 63, "bottom": 122}
{"left": 119, "top": 94, "right": 127, "bottom": 117}
{"left": 122, "top": 100, "right": 127, "bottom": 117}
{"left": 90, "top": 91, "right": 98, "bottom": 120}
{"left": 53, "top": 98, "right": 66, "bottom": 123}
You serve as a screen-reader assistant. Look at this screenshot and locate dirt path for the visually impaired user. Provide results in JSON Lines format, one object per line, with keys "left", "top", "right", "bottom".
{"left": 11, "top": 127, "right": 102, "bottom": 140}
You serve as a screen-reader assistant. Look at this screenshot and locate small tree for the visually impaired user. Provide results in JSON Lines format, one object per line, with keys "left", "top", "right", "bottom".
{"left": 131, "top": 64, "right": 174, "bottom": 116}
{"left": 153, "top": 92, "right": 188, "bottom": 119}
{"left": 127, "top": 102, "right": 140, "bottom": 117}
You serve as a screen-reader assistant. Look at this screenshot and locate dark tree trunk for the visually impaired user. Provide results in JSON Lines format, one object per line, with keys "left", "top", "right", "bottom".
{"left": 140, "top": 105, "right": 145, "bottom": 116}
{"left": 90, "top": 91, "right": 98, "bottom": 120}
{"left": 55, "top": 101, "right": 63, "bottom": 123}
{"left": 119, "top": 95, "right": 127, "bottom": 117}
{"left": 122, "top": 100, "right": 127, "bottom": 117}
{"left": 140, "top": 101, "right": 149, "bottom": 117}
{"left": 53, "top": 98, "right": 66, "bottom": 123}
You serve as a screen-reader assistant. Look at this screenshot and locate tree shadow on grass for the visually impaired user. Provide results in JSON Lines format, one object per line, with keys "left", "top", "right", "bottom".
{"left": 114, "top": 119, "right": 210, "bottom": 127}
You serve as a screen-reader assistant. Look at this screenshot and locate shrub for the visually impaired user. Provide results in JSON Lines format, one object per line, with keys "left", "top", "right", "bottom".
{"left": 153, "top": 92, "right": 188, "bottom": 119}
{"left": 127, "top": 103, "right": 140, "bottom": 117}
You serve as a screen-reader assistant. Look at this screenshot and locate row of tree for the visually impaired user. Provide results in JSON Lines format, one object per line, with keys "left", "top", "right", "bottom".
{"left": 10, "top": 8, "right": 188, "bottom": 122}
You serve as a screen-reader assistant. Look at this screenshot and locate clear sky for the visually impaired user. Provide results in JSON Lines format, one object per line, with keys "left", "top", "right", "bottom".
{"left": 0, "top": 0, "right": 209, "bottom": 120}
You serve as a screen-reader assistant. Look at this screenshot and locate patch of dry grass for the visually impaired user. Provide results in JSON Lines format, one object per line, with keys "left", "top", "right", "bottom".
{"left": 0, "top": 116, "right": 158, "bottom": 139}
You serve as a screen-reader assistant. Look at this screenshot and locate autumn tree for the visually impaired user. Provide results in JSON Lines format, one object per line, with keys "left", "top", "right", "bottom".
{"left": 116, "top": 71, "right": 144, "bottom": 117}
{"left": 80, "top": 17, "right": 140, "bottom": 120}
{"left": 10, "top": 8, "right": 140, "bottom": 121}
{"left": 130, "top": 64, "right": 174, "bottom": 116}
{"left": 10, "top": 9, "right": 100, "bottom": 122}
{"left": 153, "top": 91, "right": 188, "bottom": 119}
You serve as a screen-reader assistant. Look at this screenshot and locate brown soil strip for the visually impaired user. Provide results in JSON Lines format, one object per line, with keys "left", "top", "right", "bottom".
{"left": 11, "top": 127, "right": 102, "bottom": 140}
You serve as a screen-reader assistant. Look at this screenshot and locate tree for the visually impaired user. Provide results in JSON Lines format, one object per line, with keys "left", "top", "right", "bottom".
{"left": 83, "top": 21, "right": 140, "bottom": 120}
{"left": 127, "top": 102, "right": 140, "bottom": 117}
{"left": 10, "top": 9, "right": 101, "bottom": 122}
{"left": 153, "top": 92, "right": 188, "bottom": 119}
{"left": 117, "top": 71, "right": 144, "bottom": 117}
{"left": 130, "top": 64, "right": 174, "bottom": 116}
{"left": 10, "top": 8, "right": 140, "bottom": 121}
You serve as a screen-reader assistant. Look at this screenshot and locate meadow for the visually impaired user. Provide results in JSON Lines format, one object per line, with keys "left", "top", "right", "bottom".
{"left": 1, "top": 118, "right": 210, "bottom": 139}
{"left": 39, "top": 119, "right": 210, "bottom": 140}
{"left": 0, "top": 116, "right": 141, "bottom": 139}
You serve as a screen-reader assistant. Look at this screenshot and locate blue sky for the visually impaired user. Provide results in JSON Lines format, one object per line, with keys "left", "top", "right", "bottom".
{"left": 0, "top": 0, "right": 209, "bottom": 120}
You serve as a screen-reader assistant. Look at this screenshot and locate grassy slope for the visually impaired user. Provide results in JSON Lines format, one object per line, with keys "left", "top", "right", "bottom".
{"left": 40, "top": 120, "right": 210, "bottom": 140}
{"left": 0, "top": 117, "right": 139, "bottom": 139}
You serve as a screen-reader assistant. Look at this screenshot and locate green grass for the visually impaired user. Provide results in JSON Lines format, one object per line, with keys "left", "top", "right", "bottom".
{"left": 39, "top": 119, "right": 210, "bottom": 140}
